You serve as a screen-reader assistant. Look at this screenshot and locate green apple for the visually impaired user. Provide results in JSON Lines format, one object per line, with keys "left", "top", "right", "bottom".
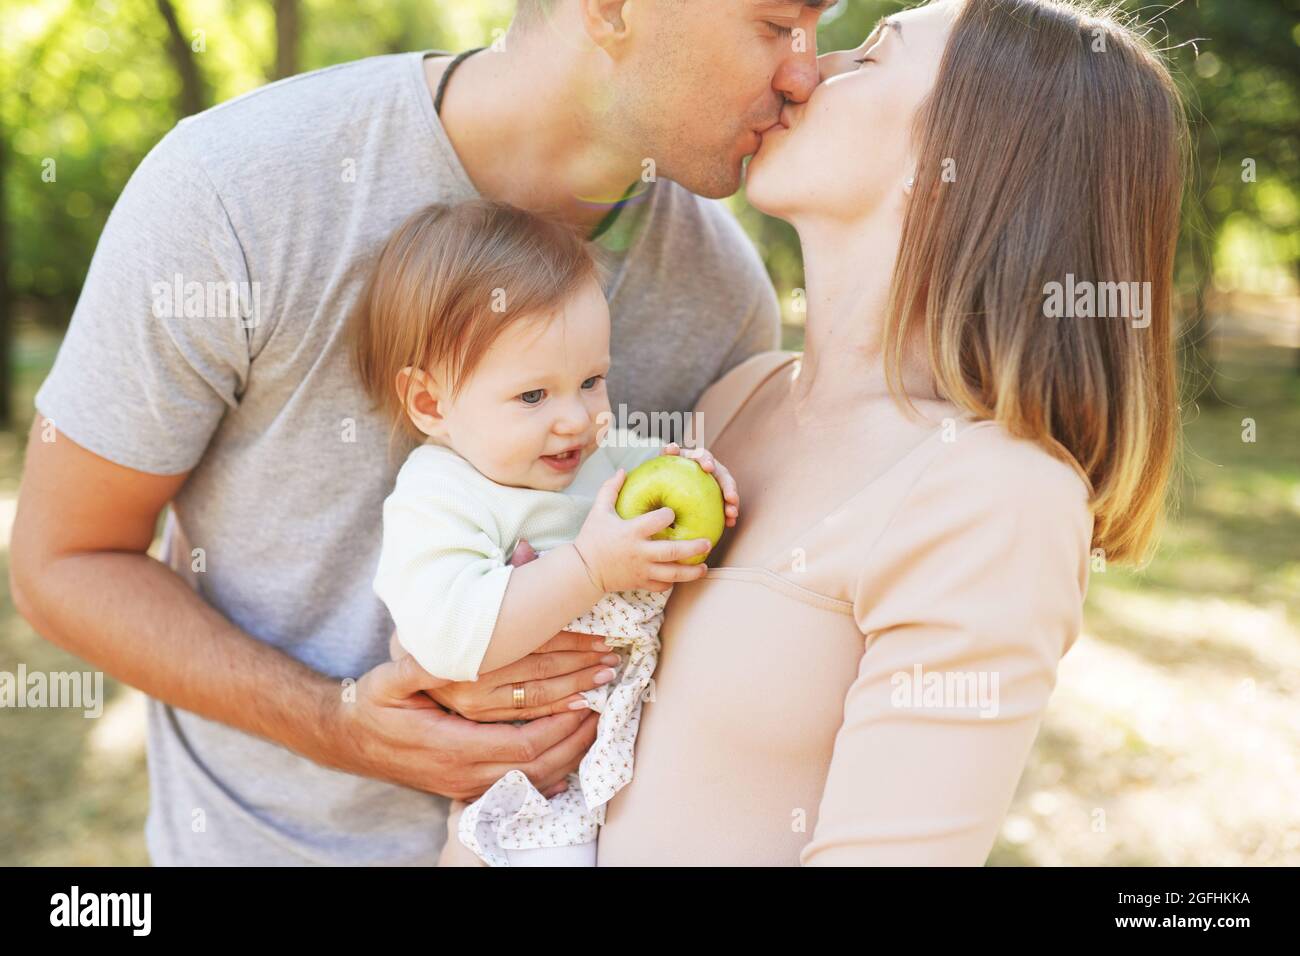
{"left": 615, "top": 454, "right": 725, "bottom": 565}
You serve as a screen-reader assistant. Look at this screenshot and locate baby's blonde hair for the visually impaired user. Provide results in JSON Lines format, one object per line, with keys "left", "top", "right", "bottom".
{"left": 349, "top": 199, "right": 600, "bottom": 448}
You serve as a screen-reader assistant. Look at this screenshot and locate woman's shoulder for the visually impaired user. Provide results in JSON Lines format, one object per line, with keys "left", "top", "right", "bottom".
{"left": 904, "top": 421, "right": 1097, "bottom": 530}
{"left": 938, "top": 420, "right": 1092, "bottom": 510}
{"left": 852, "top": 418, "right": 1094, "bottom": 649}
{"left": 693, "top": 350, "right": 800, "bottom": 445}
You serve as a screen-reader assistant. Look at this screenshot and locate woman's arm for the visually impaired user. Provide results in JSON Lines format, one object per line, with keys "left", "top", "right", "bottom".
{"left": 801, "top": 431, "right": 1093, "bottom": 866}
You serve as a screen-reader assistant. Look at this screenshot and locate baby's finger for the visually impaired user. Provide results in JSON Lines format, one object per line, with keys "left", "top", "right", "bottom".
{"left": 647, "top": 561, "right": 709, "bottom": 584}
{"left": 687, "top": 449, "right": 716, "bottom": 472}
{"left": 595, "top": 469, "right": 626, "bottom": 511}
{"left": 708, "top": 461, "right": 735, "bottom": 494}
{"left": 645, "top": 537, "right": 713, "bottom": 563}
{"left": 662, "top": 442, "right": 681, "bottom": 456}
{"left": 634, "top": 505, "right": 677, "bottom": 537}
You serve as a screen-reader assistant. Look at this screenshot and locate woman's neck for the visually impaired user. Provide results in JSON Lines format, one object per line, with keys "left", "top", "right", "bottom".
{"left": 788, "top": 213, "right": 939, "bottom": 425}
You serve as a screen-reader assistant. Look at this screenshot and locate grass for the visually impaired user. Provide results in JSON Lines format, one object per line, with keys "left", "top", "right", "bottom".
{"left": 1, "top": 321, "right": 1297, "bottom": 865}
{"left": 993, "top": 341, "right": 1300, "bottom": 865}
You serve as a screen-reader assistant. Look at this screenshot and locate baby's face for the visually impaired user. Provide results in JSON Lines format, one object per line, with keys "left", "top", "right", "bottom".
{"left": 435, "top": 279, "right": 613, "bottom": 491}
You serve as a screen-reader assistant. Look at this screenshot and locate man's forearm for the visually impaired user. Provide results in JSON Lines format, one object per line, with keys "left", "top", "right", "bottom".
{"left": 15, "top": 550, "right": 345, "bottom": 768}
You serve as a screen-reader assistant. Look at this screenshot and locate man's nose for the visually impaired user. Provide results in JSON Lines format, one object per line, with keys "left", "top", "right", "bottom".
{"left": 772, "top": 32, "right": 820, "bottom": 104}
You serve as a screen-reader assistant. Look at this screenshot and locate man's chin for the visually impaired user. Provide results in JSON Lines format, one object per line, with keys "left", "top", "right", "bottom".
{"left": 670, "top": 161, "right": 745, "bottom": 200}
{"left": 658, "top": 143, "right": 748, "bottom": 199}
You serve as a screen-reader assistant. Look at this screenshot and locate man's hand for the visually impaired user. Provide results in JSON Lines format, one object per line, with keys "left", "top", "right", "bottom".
{"left": 326, "top": 653, "right": 599, "bottom": 801}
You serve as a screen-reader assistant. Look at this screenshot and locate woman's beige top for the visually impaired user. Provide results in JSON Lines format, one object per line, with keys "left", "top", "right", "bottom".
{"left": 595, "top": 350, "right": 1094, "bottom": 866}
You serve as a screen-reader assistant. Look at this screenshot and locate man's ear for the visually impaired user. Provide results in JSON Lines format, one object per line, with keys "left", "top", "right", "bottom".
{"left": 395, "top": 367, "right": 448, "bottom": 440}
{"left": 579, "top": 0, "right": 634, "bottom": 51}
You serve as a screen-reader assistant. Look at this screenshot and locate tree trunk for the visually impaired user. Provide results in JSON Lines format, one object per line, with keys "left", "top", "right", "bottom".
{"left": 156, "top": 0, "right": 208, "bottom": 117}
{"left": 274, "top": 0, "right": 301, "bottom": 80}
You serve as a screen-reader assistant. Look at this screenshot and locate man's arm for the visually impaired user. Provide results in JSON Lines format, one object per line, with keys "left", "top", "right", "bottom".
{"left": 9, "top": 419, "right": 601, "bottom": 801}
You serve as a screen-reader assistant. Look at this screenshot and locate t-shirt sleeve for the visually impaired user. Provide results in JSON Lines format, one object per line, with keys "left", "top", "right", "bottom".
{"left": 33, "top": 126, "right": 255, "bottom": 475}
{"left": 716, "top": 275, "right": 781, "bottom": 378}
{"left": 800, "top": 432, "right": 1093, "bottom": 866}
{"left": 373, "top": 453, "right": 514, "bottom": 682}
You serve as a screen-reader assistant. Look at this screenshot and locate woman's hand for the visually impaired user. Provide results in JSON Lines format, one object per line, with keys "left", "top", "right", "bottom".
{"left": 662, "top": 442, "right": 741, "bottom": 528}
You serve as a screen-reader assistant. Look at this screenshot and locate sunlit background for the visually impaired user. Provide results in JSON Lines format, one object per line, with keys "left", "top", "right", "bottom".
{"left": 1, "top": 0, "right": 1297, "bottom": 865}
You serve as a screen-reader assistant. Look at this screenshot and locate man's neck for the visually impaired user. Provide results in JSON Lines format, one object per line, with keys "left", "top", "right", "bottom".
{"left": 426, "top": 42, "right": 642, "bottom": 233}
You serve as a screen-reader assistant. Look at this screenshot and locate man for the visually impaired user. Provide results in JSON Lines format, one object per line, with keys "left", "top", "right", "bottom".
{"left": 9, "top": 0, "right": 831, "bottom": 864}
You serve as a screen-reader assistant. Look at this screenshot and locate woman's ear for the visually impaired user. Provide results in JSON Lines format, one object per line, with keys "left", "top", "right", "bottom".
{"left": 395, "top": 367, "right": 448, "bottom": 440}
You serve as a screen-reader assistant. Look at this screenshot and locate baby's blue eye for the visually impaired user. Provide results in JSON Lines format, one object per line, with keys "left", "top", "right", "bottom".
{"left": 520, "top": 389, "right": 544, "bottom": 405}
{"left": 581, "top": 376, "right": 603, "bottom": 390}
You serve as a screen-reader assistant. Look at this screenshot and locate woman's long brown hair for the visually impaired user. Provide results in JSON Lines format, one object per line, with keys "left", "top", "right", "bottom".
{"left": 885, "top": 0, "right": 1189, "bottom": 565}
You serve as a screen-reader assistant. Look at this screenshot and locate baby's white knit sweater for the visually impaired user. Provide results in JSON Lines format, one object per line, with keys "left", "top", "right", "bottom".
{"left": 374, "top": 428, "right": 663, "bottom": 681}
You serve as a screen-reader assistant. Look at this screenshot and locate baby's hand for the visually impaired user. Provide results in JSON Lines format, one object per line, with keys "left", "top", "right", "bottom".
{"left": 573, "top": 469, "right": 712, "bottom": 594}
{"left": 661, "top": 442, "right": 740, "bottom": 529}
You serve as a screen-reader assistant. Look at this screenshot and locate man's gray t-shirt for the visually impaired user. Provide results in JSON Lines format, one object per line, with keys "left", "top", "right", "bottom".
{"left": 33, "top": 51, "right": 778, "bottom": 865}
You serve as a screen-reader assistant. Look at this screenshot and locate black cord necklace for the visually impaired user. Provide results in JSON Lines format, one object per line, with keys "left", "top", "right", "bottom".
{"left": 433, "top": 47, "right": 485, "bottom": 117}
{"left": 432, "top": 46, "right": 638, "bottom": 243}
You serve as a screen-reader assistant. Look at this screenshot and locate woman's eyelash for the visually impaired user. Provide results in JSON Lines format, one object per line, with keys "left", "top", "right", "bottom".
{"left": 766, "top": 22, "right": 795, "bottom": 39}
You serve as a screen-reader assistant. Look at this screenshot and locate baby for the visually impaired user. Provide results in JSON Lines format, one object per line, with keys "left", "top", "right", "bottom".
{"left": 349, "top": 199, "right": 740, "bottom": 866}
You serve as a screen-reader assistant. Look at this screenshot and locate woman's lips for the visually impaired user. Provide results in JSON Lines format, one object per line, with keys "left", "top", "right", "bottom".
{"left": 756, "top": 111, "right": 790, "bottom": 144}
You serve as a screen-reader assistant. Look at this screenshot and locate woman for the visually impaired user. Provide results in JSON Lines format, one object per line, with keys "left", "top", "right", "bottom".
{"left": 593, "top": 0, "right": 1185, "bottom": 865}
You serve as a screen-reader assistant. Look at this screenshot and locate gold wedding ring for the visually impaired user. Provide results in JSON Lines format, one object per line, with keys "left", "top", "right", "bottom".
{"left": 512, "top": 683, "right": 526, "bottom": 709}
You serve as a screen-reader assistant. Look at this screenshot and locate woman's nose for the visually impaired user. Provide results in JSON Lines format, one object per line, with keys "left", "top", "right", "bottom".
{"left": 816, "top": 49, "right": 856, "bottom": 83}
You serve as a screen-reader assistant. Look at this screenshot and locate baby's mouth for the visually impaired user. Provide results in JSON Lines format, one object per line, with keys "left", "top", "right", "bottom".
{"left": 541, "top": 439, "right": 590, "bottom": 467}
